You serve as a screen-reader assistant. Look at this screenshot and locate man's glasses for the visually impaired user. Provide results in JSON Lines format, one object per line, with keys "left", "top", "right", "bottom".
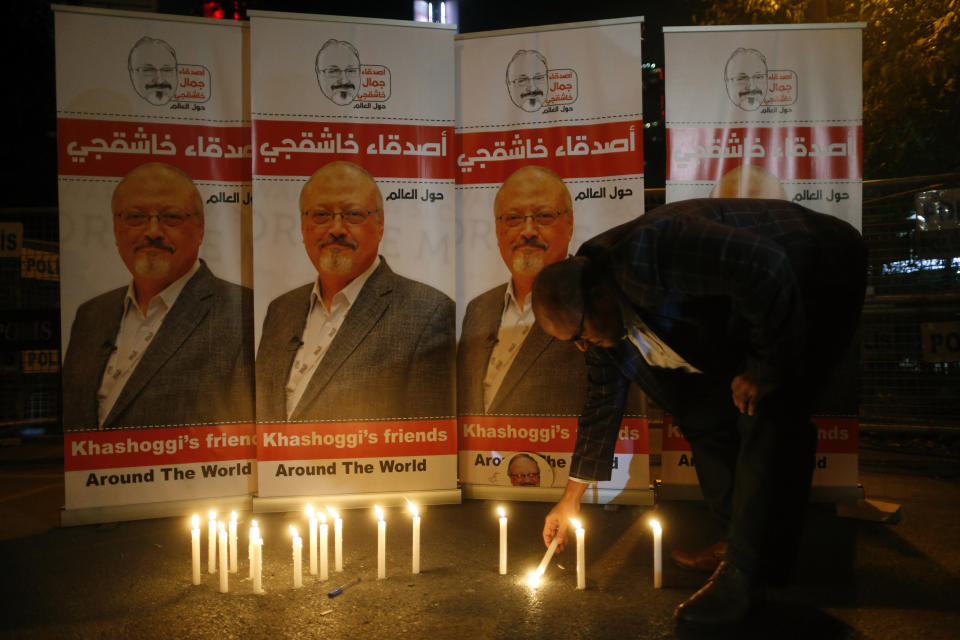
{"left": 115, "top": 212, "right": 198, "bottom": 228}
{"left": 321, "top": 67, "right": 360, "bottom": 79}
{"left": 496, "top": 210, "right": 568, "bottom": 228}
{"left": 509, "top": 74, "right": 546, "bottom": 88}
{"left": 302, "top": 209, "right": 380, "bottom": 227}
{"left": 508, "top": 472, "right": 540, "bottom": 481}
{"left": 134, "top": 65, "right": 176, "bottom": 76}
{"left": 566, "top": 308, "right": 590, "bottom": 351}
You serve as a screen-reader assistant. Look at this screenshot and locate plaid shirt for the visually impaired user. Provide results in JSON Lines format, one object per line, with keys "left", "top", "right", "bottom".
{"left": 569, "top": 198, "right": 864, "bottom": 481}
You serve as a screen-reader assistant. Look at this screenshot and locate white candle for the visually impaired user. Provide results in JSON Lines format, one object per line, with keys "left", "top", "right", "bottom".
{"left": 571, "top": 518, "right": 585, "bottom": 590}
{"left": 526, "top": 534, "right": 560, "bottom": 588}
{"left": 407, "top": 500, "right": 420, "bottom": 575}
{"left": 207, "top": 510, "right": 217, "bottom": 574}
{"left": 228, "top": 511, "right": 238, "bottom": 574}
{"left": 190, "top": 514, "right": 201, "bottom": 585}
{"left": 252, "top": 530, "right": 264, "bottom": 594}
{"left": 327, "top": 506, "right": 343, "bottom": 572}
{"left": 290, "top": 525, "right": 303, "bottom": 588}
{"left": 497, "top": 507, "right": 507, "bottom": 575}
{"left": 650, "top": 519, "right": 662, "bottom": 589}
{"left": 306, "top": 504, "right": 318, "bottom": 576}
{"left": 319, "top": 512, "right": 329, "bottom": 581}
{"left": 248, "top": 520, "right": 259, "bottom": 581}
{"left": 375, "top": 505, "right": 386, "bottom": 580}
{"left": 536, "top": 534, "right": 560, "bottom": 576}
{"left": 218, "top": 522, "right": 228, "bottom": 593}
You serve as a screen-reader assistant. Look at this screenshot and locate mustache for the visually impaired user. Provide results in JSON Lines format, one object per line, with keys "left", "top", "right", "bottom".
{"left": 511, "top": 237, "right": 548, "bottom": 251}
{"left": 146, "top": 82, "right": 172, "bottom": 91}
{"left": 332, "top": 82, "right": 356, "bottom": 92}
{"left": 521, "top": 89, "right": 544, "bottom": 99}
{"left": 320, "top": 236, "right": 358, "bottom": 250}
{"left": 134, "top": 237, "right": 175, "bottom": 253}
{"left": 739, "top": 89, "right": 763, "bottom": 98}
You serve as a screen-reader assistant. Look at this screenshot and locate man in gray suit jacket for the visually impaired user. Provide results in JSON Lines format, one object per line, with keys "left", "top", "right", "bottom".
{"left": 62, "top": 163, "right": 254, "bottom": 431}
{"left": 458, "top": 166, "right": 588, "bottom": 416}
{"left": 255, "top": 161, "right": 454, "bottom": 423}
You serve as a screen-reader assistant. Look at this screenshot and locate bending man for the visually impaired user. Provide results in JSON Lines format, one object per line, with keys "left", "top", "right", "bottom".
{"left": 532, "top": 198, "right": 866, "bottom": 627}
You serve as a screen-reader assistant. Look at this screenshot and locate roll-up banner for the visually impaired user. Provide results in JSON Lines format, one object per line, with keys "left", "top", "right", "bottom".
{"left": 249, "top": 12, "right": 458, "bottom": 511}
{"left": 662, "top": 24, "right": 865, "bottom": 501}
{"left": 455, "top": 18, "right": 652, "bottom": 505}
{"left": 664, "top": 23, "right": 864, "bottom": 230}
{"left": 55, "top": 6, "right": 254, "bottom": 526}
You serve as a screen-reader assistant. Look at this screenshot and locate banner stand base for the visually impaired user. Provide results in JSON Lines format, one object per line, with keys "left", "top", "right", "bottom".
{"left": 252, "top": 488, "right": 461, "bottom": 513}
{"left": 463, "top": 484, "right": 654, "bottom": 506}
{"left": 656, "top": 481, "right": 866, "bottom": 503}
{"left": 61, "top": 494, "right": 253, "bottom": 527}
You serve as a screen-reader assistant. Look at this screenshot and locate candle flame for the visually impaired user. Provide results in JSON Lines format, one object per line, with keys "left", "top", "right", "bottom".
{"left": 374, "top": 504, "right": 384, "bottom": 521}
{"left": 218, "top": 521, "right": 225, "bottom": 533}
{"left": 230, "top": 511, "right": 237, "bottom": 522}
{"left": 251, "top": 519, "right": 258, "bottom": 529}
{"left": 649, "top": 519, "right": 662, "bottom": 534}
{"left": 208, "top": 509, "right": 216, "bottom": 521}
{"left": 305, "top": 503, "right": 314, "bottom": 518}
{"left": 326, "top": 505, "right": 340, "bottom": 520}
{"left": 526, "top": 570, "right": 541, "bottom": 588}
{"left": 497, "top": 507, "right": 505, "bottom": 518}
{"left": 289, "top": 524, "right": 298, "bottom": 537}
{"left": 318, "top": 511, "right": 327, "bottom": 524}
{"left": 191, "top": 514, "right": 199, "bottom": 529}
{"left": 570, "top": 518, "right": 583, "bottom": 530}
{"left": 406, "top": 499, "right": 419, "bottom": 517}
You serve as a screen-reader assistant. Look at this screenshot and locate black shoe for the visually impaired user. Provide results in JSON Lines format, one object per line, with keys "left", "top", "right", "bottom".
{"left": 674, "top": 561, "right": 763, "bottom": 628}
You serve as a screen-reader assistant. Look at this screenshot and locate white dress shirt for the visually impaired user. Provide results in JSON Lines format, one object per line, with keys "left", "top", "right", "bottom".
{"left": 482, "top": 282, "right": 536, "bottom": 412}
{"left": 96, "top": 261, "right": 201, "bottom": 427}
{"left": 284, "top": 257, "right": 380, "bottom": 419}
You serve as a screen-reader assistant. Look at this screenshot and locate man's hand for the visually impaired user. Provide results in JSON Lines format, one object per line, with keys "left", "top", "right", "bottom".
{"left": 543, "top": 479, "right": 588, "bottom": 552}
{"left": 731, "top": 371, "right": 773, "bottom": 416}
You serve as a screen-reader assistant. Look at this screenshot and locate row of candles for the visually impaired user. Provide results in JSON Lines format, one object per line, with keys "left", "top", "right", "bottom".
{"left": 191, "top": 503, "right": 664, "bottom": 593}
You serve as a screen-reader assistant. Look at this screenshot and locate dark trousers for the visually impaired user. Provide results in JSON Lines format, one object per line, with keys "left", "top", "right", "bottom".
{"left": 665, "top": 372, "right": 818, "bottom": 585}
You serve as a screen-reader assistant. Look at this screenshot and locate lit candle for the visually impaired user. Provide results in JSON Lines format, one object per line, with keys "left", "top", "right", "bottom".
{"left": 319, "top": 511, "right": 329, "bottom": 581}
{"left": 228, "top": 511, "right": 238, "bottom": 574}
{"left": 218, "top": 522, "right": 228, "bottom": 593}
{"left": 375, "top": 505, "right": 386, "bottom": 580}
{"left": 252, "top": 526, "right": 264, "bottom": 594}
{"left": 290, "top": 525, "right": 303, "bottom": 588}
{"left": 327, "top": 506, "right": 343, "bottom": 572}
{"left": 407, "top": 499, "right": 420, "bottom": 575}
{"left": 190, "top": 514, "right": 201, "bottom": 585}
{"left": 571, "top": 518, "right": 585, "bottom": 590}
{"left": 248, "top": 520, "right": 259, "bottom": 581}
{"left": 306, "top": 504, "right": 318, "bottom": 576}
{"left": 497, "top": 507, "right": 507, "bottom": 575}
{"left": 207, "top": 510, "right": 217, "bottom": 574}
{"left": 535, "top": 534, "right": 560, "bottom": 576}
{"left": 650, "top": 519, "right": 662, "bottom": 589}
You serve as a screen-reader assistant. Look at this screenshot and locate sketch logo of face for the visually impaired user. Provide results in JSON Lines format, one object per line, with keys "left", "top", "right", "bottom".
{"left": 315, "top": 39, "right": 391, "bottom": 108}
{"left": 505, "top": 50, "right": 579, "bottom": 113}
{"left": 723, "top": 48, "right": 799, "bottom": 113}
{"left": 128, "top": 36, "right": 212, "bottom": 107}
{"left": 724, "top": 47, "right": 769, "bottom": 111}
{"left": 129, "top": 37, "right": 178, "bottom": 106}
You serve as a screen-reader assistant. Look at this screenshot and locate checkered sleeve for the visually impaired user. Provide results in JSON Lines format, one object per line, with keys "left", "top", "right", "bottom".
{"left": 569, "top": 347, "right": 630, "bottom": 482}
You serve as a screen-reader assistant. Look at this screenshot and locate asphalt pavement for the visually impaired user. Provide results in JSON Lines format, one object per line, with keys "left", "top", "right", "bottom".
{"left": 0, "top": 436, "right": 958, "bottom": 640}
